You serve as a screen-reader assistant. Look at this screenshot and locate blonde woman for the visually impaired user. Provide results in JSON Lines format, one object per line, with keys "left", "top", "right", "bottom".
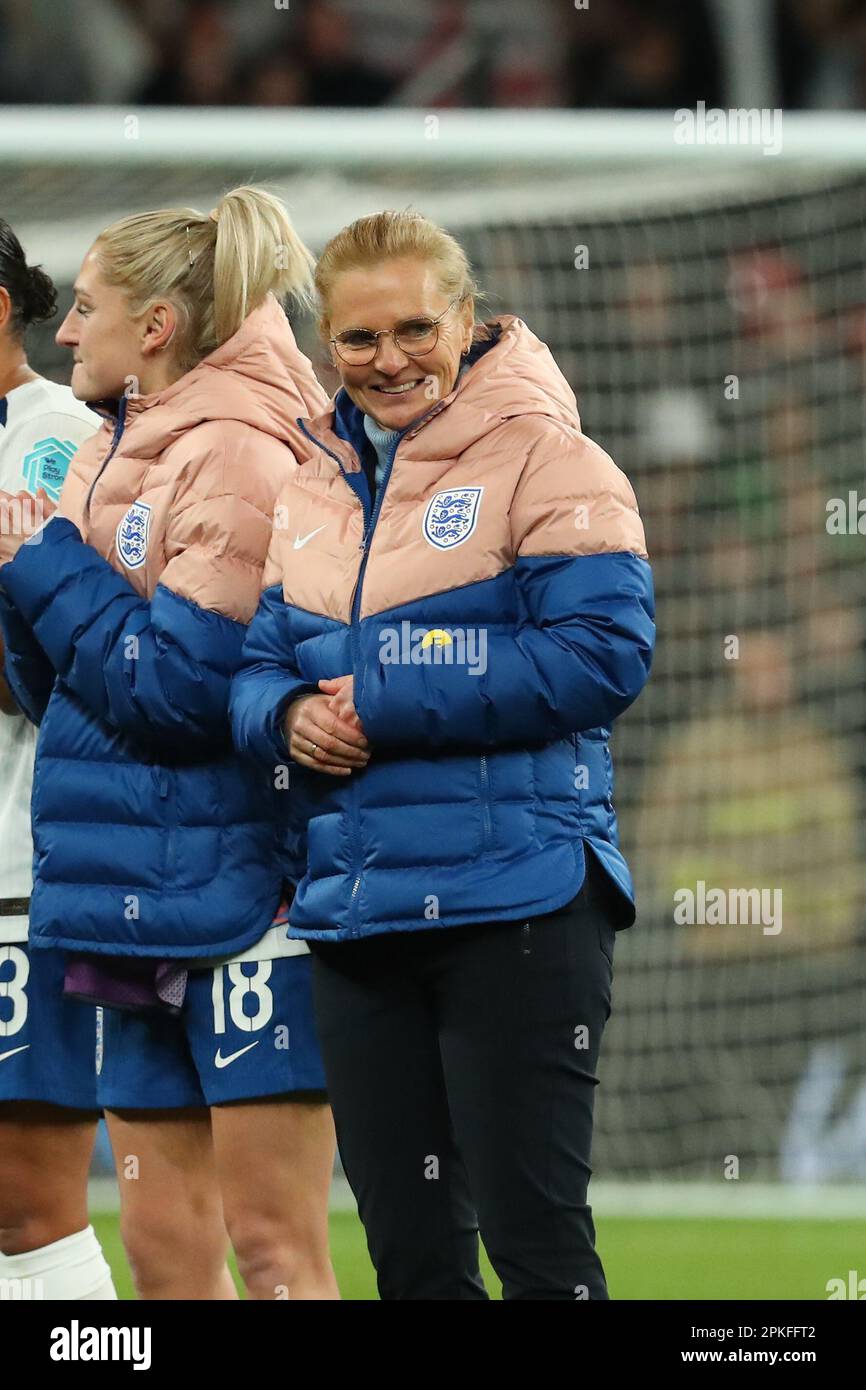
{"left": 0, "top": 189, "right": 338, "bottom": 1300}
{"left": 232, "top": 211, "right": 655, "bottom": 1300}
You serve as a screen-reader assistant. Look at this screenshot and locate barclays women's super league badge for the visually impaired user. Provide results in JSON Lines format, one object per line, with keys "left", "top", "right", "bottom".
{"left": 21, "top": 436, "right": 78, "bottom": 502}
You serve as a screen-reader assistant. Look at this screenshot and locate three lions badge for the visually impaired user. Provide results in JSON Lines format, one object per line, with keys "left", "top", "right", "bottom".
{"left": 116, "top": 501, "right": 152, "bottom": 570}
{"left": 422, "top": 487, "right": 483, "bottom": 550}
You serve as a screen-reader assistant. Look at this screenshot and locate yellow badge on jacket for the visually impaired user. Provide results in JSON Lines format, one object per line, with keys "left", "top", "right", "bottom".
{"left": 420, "top": 629, "right": 453, "bottom": 649}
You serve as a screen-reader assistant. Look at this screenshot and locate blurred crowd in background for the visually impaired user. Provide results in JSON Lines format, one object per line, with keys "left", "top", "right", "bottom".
{"left": 503, "top": 212, "right": 866, "bottom": 961}
{"left": 3, "top": 0, "right": 866, "bottom": 111}
{"left": 451, "top": 185, "right": 866, "bottom": 1173}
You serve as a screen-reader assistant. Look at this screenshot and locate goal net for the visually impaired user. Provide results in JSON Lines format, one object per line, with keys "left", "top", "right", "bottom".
{"left": 4, "top": 109, "right": 865, "bottom": 1184}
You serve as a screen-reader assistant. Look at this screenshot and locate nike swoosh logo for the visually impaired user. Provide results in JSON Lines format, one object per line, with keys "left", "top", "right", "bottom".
{"left": 293, "top": 524, "right": 328, "bottom": 550}
{"left": 0, "top": 1045, "right": 30, "bottom": 1063}
{"left": 214, "top": 1040, "right": 260, "bottom": 1069}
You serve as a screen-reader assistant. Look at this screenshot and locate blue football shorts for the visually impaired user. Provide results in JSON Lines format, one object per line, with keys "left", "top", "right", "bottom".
{"left": 0, "top": 942, "right": 100, "bottom": 1110}
{"left": 96, "top": 951, "right": 328, "bottom": 1109}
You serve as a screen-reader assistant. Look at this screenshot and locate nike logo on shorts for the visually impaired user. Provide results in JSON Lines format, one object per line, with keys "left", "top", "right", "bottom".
{"left": 293, "top": 524, "right": 328, "bottom": 550}
{"left": 214, "top": 1040, "right": 260, "bottom": 1069}
{"left": 0, "top": 1044, "right": 30, "bottom": 1063}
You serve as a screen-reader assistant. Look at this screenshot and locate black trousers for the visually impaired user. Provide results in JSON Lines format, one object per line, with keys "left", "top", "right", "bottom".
{"left": 309, "top": 851, "right": 620, "bottom": 1300}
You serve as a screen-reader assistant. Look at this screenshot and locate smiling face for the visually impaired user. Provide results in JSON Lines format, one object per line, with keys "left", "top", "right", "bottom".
{"left": 325, "top": 257, "right": 474, "bottom": 431}
{"left": 55, "top": 248, "right": 180, "bottom": 401}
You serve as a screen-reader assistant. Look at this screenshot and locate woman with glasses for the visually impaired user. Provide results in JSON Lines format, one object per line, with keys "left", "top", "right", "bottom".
{"left": 232, "top": 210, "right": 655, "bottom": 1300}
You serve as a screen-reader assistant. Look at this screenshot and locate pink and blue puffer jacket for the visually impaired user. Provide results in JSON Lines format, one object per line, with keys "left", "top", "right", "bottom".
{"left": 0, "top": 295, "right": 327, "bottom": 957}
{"left": 230, "top": 316, "right": 655, "bottom": 941}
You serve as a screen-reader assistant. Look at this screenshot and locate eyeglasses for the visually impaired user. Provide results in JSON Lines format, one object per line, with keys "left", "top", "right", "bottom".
{"left": 330, "top": 298, "right": 463, "bottom": 365}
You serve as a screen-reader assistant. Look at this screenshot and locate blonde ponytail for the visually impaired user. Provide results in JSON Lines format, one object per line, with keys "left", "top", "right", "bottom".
{"left": 211, "top": 185, "right": 315, "bottom": 345}
{"left": 93, "top": 184, "right": 315, "bottom": 373}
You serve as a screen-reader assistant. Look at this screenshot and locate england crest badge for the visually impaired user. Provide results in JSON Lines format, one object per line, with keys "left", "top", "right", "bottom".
{"left": 116, "top": 500, "right": 151, "bottom": 570}
{"left": 422, "top": 486, "right": 484, "bottom": 550}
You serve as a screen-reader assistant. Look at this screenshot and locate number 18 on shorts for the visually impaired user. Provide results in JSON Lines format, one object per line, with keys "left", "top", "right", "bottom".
{"left": 97, "top": 954, "right": 327, "bottom": 1109}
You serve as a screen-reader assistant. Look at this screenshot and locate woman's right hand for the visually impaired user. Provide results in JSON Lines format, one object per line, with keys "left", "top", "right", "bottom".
{"left": 283, "top": 693, "right": 371, "bottom": 776}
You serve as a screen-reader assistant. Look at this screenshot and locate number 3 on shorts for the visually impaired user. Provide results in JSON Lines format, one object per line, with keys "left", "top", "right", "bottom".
{"left": 0, "top": 945, "right": 30, "bottom": 1037}
{"left": 211, "top": 961, "right": 274, "bottom": 1035}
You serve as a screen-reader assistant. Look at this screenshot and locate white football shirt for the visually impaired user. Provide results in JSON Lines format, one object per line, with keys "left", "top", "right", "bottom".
{"left": 0, "top": 377, "right": 99, "bottom": 943}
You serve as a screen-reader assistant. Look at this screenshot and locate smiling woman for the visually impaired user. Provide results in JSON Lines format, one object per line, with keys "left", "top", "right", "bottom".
{"left": 317, "top": 213, "right": 479, "bottom": 432}
{"left": 231, "top": 208, "right": 656, "bottom": 1301}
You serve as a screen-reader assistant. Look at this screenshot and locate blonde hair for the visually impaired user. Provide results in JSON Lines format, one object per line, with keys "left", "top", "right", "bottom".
{"left": 314, "top": 209, "right": 483, "bottom": 339}
{"left": 94, "top": 185, "right": 315, "bottom": 372}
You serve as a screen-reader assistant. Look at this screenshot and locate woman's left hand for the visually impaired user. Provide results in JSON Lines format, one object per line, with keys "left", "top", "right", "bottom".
{"left": 318, "top": 674, "right": 366, "bottom": 734}
{"left": 0, "top": 489, "right": 57, "bottom": 566}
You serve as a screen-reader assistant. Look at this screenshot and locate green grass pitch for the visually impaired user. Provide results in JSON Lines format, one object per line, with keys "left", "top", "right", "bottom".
{"left": 91, "top": 1210, "right": 866, "bottom": 1300}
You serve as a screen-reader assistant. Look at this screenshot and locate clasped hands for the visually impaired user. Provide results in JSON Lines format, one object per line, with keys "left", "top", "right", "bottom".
{"left": 283, "top": 673, "right": 371, "bottom": 776}
{"left": 0, "top": 488, "right": 58, "bottom": 567}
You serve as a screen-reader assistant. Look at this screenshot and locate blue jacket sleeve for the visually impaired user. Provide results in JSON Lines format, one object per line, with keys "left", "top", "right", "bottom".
{"left": 354, "top": 551, "right": 655, "bottom": 749}
{"left": 230, "top": 583, "right": 318, "bottom": 770}
{"left": 0, "top": 588, "right": 55, "bottom": 725}
{"left": 0, "top": 517, "right": 247, "bottom": 751}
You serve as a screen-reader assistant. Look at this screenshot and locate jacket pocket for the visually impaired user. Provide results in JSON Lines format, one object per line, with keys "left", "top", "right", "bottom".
{"left": 596, "top": 912, "right": 616, "bottom": 970}
{"left": 478, "top": 753, "right": 494, "bottom": 851}
{"left": 155, "top": 766, "right": 178, "bottom": 884}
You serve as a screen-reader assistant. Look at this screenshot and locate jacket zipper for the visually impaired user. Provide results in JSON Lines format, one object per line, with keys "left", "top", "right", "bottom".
{"left": 347, "top": 433, "right": 401, "bottom": 934}
{"left": 479, "top": 752, "right": 493, "bottom": 847}
{"left": 350, "top": 432, "right": 400, "bottom": 630}
{"left": 84, "top": 396, "right": 129, "bottom": 523}
{"left": 294, "top": 418, "right": 402, "bottom": 936}
{"left": 295, "top": 417, "right": 372, "bottom": 540}
{"left": 156, "top": 767, "right": 176, "bottom": 882}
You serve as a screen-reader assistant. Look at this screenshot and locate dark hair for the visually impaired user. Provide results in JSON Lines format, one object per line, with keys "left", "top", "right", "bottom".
{"left": 0, "top": 219, "right": 58, "bottom": 339}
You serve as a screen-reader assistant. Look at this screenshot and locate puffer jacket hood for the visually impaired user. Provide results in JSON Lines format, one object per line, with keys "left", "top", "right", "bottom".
{"left": 418, "top": 312, "right": 582, "bottom": 438}
{"left": 90, "top": 292, "right": 325, "bottom": 457}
